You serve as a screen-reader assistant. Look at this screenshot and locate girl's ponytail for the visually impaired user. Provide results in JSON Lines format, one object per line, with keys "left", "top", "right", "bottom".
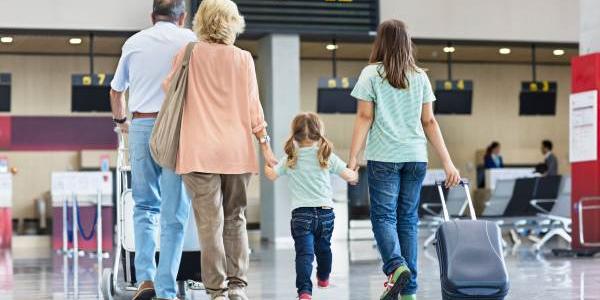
{"left": 317, "top": 136, "right": 333, "bottom": 169}
{"left": 284, "top": 135, "right": 298, "bottom": 169}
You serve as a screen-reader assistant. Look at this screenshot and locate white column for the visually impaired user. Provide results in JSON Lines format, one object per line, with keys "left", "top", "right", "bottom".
{"left": 257, "top": 34, "right": 300, "bottom": 246}
{"left": 580, "top": 0, "right": 600, "bottom": 54}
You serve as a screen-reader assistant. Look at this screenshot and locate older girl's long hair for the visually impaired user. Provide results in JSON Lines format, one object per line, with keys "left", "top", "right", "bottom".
{"left": 369, "top": 19, "right": 418, "bottom": 89}
{"left": 284, "top": 113, "right": 333, "bottom": 169}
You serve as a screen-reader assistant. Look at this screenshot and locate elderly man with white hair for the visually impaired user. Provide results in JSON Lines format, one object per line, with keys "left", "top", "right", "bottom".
{"left": 109, "top": 1, "right": 196, "bottom": 299}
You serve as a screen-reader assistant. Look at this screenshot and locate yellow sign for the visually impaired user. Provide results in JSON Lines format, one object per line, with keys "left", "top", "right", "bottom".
{"left": 97, "top": 73, "right": 106, "bottom": 85}
{"left": 341, "top": 77, "right": 350, "bottom": 88}
{"left": 328, "top": 79, "right": 337, "bottom": 88}
{"left": 456, "top": 80, "right": 465, "bottom": 90}
{"left": 444, "top": 81, "right": 453, "bottom": 90}
{"left": 529, "top": 82, "right": 538, "bottom": 92}
{"left": 542, "top": 80, "right": 549, "bottom": 92}
{"left": 82, "top": 75, "right": 92, "bottom": 86}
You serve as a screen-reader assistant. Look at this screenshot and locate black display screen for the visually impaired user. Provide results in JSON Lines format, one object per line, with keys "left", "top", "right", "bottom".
{"left": 71, "top": 74, "right": 113, "bottom": 112}
{"left": 434, "top": 90, "right": 473, "bottom": 115}
{"left": 0, "top": 73, "right": 10, "bottom": 112}
{"left": 317, "top": 88, "right": 357, "bottom": 114}
{"left": 0, "top": 85, "right": 10, "bottom": 112}
{"left": 71, "top": 85, "right": 112, "bottom": 112}
{"left": 519, "top": 81, "right": 557, "bottom": 116}
{"left": 519, "top": 92, "right": 556, "bottom": 115}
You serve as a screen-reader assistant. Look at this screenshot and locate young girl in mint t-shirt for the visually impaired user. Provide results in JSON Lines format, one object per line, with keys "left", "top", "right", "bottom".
{"left": 265, "top": 112, "right": 358, "bottom": 300}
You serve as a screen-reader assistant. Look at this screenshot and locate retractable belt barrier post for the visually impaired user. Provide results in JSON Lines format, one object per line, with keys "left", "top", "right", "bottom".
{"left": 72, "top": 193, "right": 79, "bottom": 260}
{"left": 97, "top": 189, "right": 103, "bottom": 259}
{"left": 62, "top": 196, "right": 68, "bottom": 255}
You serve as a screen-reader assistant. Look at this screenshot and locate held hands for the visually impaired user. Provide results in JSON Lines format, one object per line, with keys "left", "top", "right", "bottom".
{"left": 347, "top": 168, "right": 359, "bottom": 185}
{"left": 264, "top": 164, "right": 278, "bottom": 181}
{"left": 443, "top": 161, "right": 461, "bottom": 188}
{"left": 261, "top": 145, "right": 278, "bottom": 168}
{"left": 346, "top": 156, "right": 360, "bottom": 185}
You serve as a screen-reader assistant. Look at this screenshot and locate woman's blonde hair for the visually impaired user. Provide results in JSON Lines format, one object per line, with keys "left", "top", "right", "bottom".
{"left": 284, "top": 113, "right": 333, "bottom": 169}
{"left": 192, "top": 0, "right": 245, "bottom": 45}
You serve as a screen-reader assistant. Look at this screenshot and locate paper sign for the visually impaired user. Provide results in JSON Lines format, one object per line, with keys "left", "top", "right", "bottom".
{"left": 570, "top": 90, "right": 598, "bottom": 163}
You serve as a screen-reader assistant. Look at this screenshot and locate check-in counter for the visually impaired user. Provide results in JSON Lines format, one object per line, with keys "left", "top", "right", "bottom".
{"left": 51, "top": 171, "right": 113, "bottom": 252}
{"left": 485, "top": 168, "right": 536, "bottom": 190}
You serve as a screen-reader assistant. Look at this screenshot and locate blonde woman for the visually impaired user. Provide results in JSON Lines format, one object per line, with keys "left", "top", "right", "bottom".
{"left": 163, "top": 0, "right": 277, "bottom": 299}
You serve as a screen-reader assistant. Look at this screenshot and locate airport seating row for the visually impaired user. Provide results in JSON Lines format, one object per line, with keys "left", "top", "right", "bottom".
{"left": 420, "top": 175, "right": 571, "bottom": 250}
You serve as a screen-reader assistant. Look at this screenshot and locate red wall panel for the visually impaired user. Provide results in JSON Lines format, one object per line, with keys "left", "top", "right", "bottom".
{"left": 571, "top": 53, "right": 600, "bottom": 251}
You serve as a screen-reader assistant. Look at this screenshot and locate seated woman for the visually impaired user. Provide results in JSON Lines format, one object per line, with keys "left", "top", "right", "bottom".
{"left": 484, "top": 141, "right": 503, "bottom": 169}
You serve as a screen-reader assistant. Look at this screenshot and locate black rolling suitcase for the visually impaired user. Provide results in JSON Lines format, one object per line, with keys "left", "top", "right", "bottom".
{"left": 434, "top": 180, "right": 509, "bottom": 300}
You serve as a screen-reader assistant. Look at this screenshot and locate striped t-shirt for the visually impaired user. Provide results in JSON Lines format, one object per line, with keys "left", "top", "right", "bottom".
{"left": 350, "top": 63, "right": 436, "bottom": 163}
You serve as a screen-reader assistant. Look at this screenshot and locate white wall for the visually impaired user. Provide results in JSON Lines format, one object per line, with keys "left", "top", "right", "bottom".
{"left": 380, "top": 0, "right": 579, "bottom": 43}
{"left": 0, "top": 0, "right": 152, "bottom": 31}
{"left": 0, "top": 55, "right": 118, "bottom": 115}
{"left": 580, "top": 0, "right": 600, "bottom": 53}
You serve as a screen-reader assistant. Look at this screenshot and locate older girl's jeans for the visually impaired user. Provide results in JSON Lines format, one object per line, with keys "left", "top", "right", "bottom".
{"left": 367, "top": 161, "right": 427, "bottom": 296}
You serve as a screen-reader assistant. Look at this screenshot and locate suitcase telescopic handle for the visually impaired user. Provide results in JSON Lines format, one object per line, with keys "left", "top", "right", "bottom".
{"left": 435, "top": 179, "right": 477, "bottom": 221}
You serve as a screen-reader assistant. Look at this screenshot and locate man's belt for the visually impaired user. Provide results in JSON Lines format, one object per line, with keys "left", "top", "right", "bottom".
{"left": 132, "top": 112, "right": 159, "bottom": 119}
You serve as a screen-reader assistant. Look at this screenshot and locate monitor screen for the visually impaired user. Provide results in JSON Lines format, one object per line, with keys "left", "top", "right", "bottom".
{"left": 519, "top": 91, "right": 556, "bottom": 115}
{"left": 434, "top": 90, "right": 473, "bottom": 114}
{"left": 317, "top": 88, "right": 357, "bottom": 114}
{"left": 0, "top": 85, "right": 10, "bottom": 112}
{"left": 71, "top": 85, "right": 112, "bottom": 112}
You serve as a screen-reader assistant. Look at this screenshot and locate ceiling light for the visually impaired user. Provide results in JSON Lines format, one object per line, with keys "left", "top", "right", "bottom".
{"left": 69, "top": 38, "right": 83, "bottom": 45}
{"left": 0, "top": 36, "right": 13, "bottom": 44}
{"left": 553, "top": 49, "right": 565, "bottom": 56}
{"left": 325, "top": 44, "right": 338, "bottom": 51}
{"left": 443, "top": 46, "right": 455, "bottom": 53}
{"left": 499, "top": 48, "right": 511, "bottom": 55}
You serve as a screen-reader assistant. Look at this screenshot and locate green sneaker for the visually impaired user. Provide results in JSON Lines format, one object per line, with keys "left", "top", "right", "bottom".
{"left": 401, "top": 295, "right": 416, "bottom": 300}
{"left": 380, "top": 265, "right": 411, "bottom": 300}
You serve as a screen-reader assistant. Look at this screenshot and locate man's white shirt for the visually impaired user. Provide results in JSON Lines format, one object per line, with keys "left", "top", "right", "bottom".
{"left": 111, "top": 21, "right": 196, "bottom": 113}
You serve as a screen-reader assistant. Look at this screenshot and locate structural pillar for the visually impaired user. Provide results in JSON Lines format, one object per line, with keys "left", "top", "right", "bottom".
{"left": 257, "top": 34, "right": 300, "bottom": 246}
{"left": 569, "top": 0, "right": 600, "bottom": 252}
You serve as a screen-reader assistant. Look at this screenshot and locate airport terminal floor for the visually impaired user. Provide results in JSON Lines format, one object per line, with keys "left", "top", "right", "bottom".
{"left": 3, "top": 232, "right": 599, "bottom": 300}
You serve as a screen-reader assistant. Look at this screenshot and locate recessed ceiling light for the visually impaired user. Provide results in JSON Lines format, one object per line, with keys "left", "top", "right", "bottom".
{"left": 499, "top": 48, "right": 511, "bottom": 55}
{"left": 553, "top": 49, "right": 565, "bottom": 56}
{"left": 0, "top": 36, "right": 13, "bottom": 44}
{"left": 325, "top": 44, "right": 338, "bottom": 51}
{"left": 443, "top": 46, "right": 455, "bottom": 53}
{"left": 69, "top": 38, "right": 83, "bottom": 45}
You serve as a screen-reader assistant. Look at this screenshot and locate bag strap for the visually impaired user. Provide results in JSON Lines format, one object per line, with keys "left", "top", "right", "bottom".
{"left": 182, "top": 42, "right": 196, "bottom": 67}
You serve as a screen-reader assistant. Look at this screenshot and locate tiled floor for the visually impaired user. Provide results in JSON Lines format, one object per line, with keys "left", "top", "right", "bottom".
{"left": 1, "top": 233, "right": 600, "bottom": 300}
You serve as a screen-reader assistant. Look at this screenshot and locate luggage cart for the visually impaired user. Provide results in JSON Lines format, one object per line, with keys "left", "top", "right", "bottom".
{"left": 102, "top": 128, "right": 203, "bottom": 300}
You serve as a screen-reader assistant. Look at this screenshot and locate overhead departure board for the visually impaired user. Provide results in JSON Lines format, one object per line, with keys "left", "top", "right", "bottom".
{"left": 0, "top": 74, "right": 11, "bottom": 112}
{"left": 434, "top": 80, "right": 473, "bottom": 115}
{"left": 191, "top": 0, "right": 378, "bottom": 37}
{"left": 519, "top": 81, "right": 557, "bottom": 116}
{"left": 71, "top": 74, "right": 113, "bottom": 112}
{"left": 317, "top": 77, "right": 357, "bottom": 114}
